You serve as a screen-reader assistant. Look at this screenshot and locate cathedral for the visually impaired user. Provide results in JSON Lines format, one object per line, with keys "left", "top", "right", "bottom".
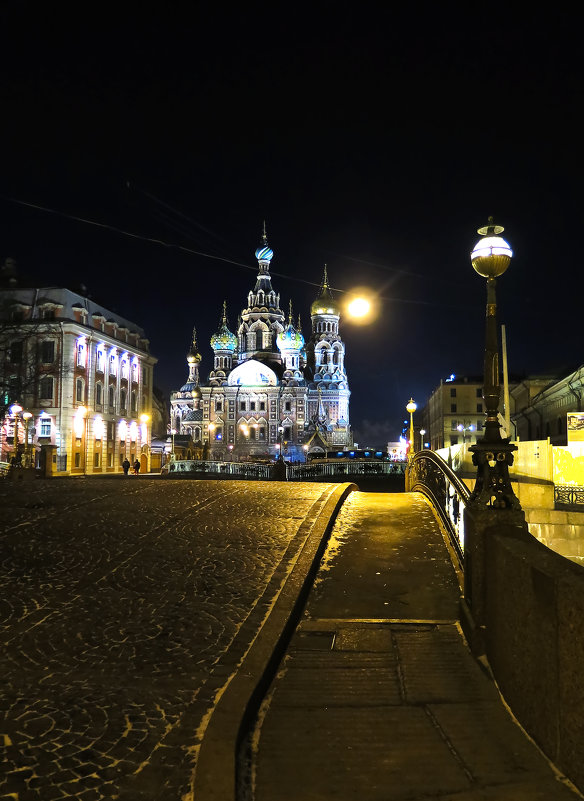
{"left": 169, "top": 229, "right": 351, "bottom": 461}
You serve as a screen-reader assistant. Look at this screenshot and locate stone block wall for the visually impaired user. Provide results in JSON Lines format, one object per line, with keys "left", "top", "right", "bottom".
{"left": 484, "top": 529, "right": 584, "bottom": 793}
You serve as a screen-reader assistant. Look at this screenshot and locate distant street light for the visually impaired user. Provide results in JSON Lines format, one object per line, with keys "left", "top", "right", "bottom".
{"left": 22, "top": 411, "right": 33, "bottom": 467}
{"left": 9, "top": 403, "right": 22, "bottom": 463}
{"left": 406, "top": 398, "right": 417, "bottom": 459}
{"left": 419, "top": 428, "right": 427, "bottom": 449}
{"left": 456, "top": 422, "right": 475, "bottom": 444}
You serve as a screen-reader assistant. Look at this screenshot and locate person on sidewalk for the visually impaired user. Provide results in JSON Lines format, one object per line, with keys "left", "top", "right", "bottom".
{"left": 133, "top": 459, "right": 140, "bottom": 476}
{"left": 122, "top": 458, "right": 131, "bottom": 476}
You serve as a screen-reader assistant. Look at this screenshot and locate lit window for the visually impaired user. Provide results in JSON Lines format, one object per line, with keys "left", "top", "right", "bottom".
{"left": 96, "top": 347, "right": 106, "bottom": 372}
{"left": 130, "top": 421, "right": 138, "bottom": 441}
{"left": 77, "top": 339, "right": 86, "bottom": 367}
{"left": 40, "top": 418, "right": 51, "bottom": 437}
{"left": 109, "top": 350, "right": 117, "bottom": 376}
{"left": 131, "top": 359, "right": 139, "bottom": 383}
{"left": 121, "top": 355, "right": 129, "bottom": 380}
{"left": 119, "top": 420, "right": 128, "bottom": 441}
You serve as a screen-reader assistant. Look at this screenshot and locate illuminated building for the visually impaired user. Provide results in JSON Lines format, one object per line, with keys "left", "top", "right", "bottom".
{"left": 511, "top": 368, "right": 584, "bottom": 444}
{"left": 0, "top": 285, "right": 157, "bottom": 473}
{"left": 422, "top": 374, "right": 518, "bottom": 450}
{"left": 170, "top": 230, "right": 351, "bottom": 460}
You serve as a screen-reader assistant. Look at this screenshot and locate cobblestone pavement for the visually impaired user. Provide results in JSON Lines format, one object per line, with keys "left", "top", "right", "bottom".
{"left": 0, "top": 478, "right": 339, "bottom": 801}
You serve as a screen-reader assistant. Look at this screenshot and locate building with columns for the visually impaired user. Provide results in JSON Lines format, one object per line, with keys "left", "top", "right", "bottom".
{"left": 0, "top": 283, "right": 157, "bottom": 474}
{"left": 169, "top": 231, "right": 351, "bottom": 461}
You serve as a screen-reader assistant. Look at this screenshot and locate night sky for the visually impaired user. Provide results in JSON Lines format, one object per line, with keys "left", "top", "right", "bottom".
{"left": 1, "top": 5, "right": 581, "bottom": 445}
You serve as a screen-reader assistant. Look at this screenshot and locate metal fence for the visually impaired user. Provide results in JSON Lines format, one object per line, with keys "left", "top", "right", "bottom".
{"left": 162, "top": 458, "right": 406, "bottom": 482}
{"left": 406, "top": 450, "right": 470, "bottom": 562}
{"left": 288, "top": 460, "right": 406, "bottom": 480}
{"left": 163, "top": 460, "right": 273, "bottom": 479}
{"left": 554, "top": 485, "right": 584, "bottom": 508}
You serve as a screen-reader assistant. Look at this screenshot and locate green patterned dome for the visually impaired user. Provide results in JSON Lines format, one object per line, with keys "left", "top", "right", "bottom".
{"left": 210, "top": 303, "right": 237, "bottom": 352}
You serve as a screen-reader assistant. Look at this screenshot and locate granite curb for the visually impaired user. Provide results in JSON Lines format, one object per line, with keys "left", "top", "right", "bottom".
{"left": 192, "top": 481, "right": 357, "bottom": 801}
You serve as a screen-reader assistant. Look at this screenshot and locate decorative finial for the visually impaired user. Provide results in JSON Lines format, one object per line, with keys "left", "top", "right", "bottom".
{"left": 262, "top": 220, "right": 268, "bottom": 244}
{"left": 323, "top": 264, "right": 329, "bottom": 288}
{"left": 288, "top": 299, "right": 293, "bottom": 323}
{"left": 222, "top": 300, "right": 228, "bottom": 323}
{"left": 297, "top": 314, "right": 302, "bottom": 333}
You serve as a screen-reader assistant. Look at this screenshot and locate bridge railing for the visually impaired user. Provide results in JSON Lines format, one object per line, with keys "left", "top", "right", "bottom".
{"left": 288, "top": 460, "right": 406, "bottom": 480}
{"left": 163, "top": 460, "right": 273, "bottom": 480}
{"left": 406, "top": 450, "right": 470, "bottom": 563}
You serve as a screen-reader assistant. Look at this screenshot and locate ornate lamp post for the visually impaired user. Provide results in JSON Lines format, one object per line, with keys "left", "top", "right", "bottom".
{"left": 419, "top": 428, "right": 426, "bottom": 449}
{"left": 468, "top": 217, "right": 521, "bottom": 510}
{"left": 406, "top": 399, "right": 417, "bottom": 460}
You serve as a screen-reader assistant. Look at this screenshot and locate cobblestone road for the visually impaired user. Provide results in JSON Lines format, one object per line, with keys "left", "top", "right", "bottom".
{"left": 0, "top": 478, "right": 339, "bottom": 801}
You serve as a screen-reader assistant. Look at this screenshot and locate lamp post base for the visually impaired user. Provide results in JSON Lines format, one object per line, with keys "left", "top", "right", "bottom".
{"left": 467, "top": 437, "right": 522, "bottom": 510}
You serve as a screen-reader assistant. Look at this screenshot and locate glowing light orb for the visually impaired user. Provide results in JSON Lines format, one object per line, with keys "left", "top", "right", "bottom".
{"left": 347, "top": 297, "right": 371, "bottom": 318}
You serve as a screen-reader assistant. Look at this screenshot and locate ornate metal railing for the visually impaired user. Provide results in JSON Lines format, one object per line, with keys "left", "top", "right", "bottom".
{"left": 406, "top": 450, "right": 470, "bottom": 563}
{"left": 163, "top": 460, "right": 273, "bottom": 480}
{"left": 288, "top": 460, "right": 406, "bottom": 480}
{"left": 162, "top": 458, "right": 406, "bottom": 482}
{"left": 554, "top": 485, "right": 584, "bottom": 508}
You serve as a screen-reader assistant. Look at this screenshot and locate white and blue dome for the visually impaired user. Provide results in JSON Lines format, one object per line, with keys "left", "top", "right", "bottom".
{"left": 255, "top": 244, "right": 274, "bottom": 262}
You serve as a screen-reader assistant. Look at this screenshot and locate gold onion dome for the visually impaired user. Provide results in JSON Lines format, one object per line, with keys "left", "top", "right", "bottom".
{"left": 311, "top": 265, "right": 340, "bottom": 316}
{"left": 471, "top": 216, "right": 513, "bottom": 278}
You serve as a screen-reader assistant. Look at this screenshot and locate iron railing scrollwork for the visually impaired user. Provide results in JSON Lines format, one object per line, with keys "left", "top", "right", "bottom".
{"left": 554, "top": 485, "right": 584, "bottom": 508}
{"left": 407, "top": 450, "right": 470, "bottom": 564}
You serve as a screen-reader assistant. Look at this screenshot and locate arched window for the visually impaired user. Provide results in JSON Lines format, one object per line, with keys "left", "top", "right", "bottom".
{"left": 95, "top": 382, "right": 103, "bottom": 406}
{"left": 108, "top": 385, "right": 115, "bottom": 409}
{"left": 76, "top": 377, "right": 84, "bottom": 403}
{"left": 120, "top": 388, "right": 127, "bottom": 411}
{"left": 131, "top": 390, "right": 137, "bottom": 413}
{"left": 256, "top": 330, "right": 263, "bottom": 350}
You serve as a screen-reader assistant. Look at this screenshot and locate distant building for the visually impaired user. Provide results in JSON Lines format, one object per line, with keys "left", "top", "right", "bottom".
{"left": 511, "top": 367, "right": 583, "bottom": 445}
{"left": 0, "top": 284, "right": 157, "bottom": 474}
{"left": 421, "top": 374, "right": 518, "bottom": 450}
{"left": 169, "top": 229, "right": 352, "bottom": 461}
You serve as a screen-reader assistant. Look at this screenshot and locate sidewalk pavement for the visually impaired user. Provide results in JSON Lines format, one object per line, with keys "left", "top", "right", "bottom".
{"left": 251, "top": 492, "right": 581, "bottom": 801}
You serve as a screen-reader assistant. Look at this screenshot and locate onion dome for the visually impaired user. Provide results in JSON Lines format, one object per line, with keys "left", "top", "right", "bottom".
{"left": 311, "top": 265, "right": 341, "bottom": 316}
{"left": 254, "top": 220, "right": 274, "bottom": 263}
{"left": 210, "top": 302, "right": 237, "bottom": 352}
{"left": 187, "top": 327, "right": 201, "bottom": 364}
{"left": 277, "top": 301, "right": 305, "bottom": 352}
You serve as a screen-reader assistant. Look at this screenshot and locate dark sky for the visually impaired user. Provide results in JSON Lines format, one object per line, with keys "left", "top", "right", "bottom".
{"left": 1, "top": 5, "right": 581, "bottom": 444}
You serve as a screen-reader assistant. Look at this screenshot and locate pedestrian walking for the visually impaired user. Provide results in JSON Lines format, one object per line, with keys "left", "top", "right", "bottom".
{"left": 133, "top": 459, "right": 140, "bottom": 475}
{"left": 122, "top": 458, "right": 131, "bottom": 476}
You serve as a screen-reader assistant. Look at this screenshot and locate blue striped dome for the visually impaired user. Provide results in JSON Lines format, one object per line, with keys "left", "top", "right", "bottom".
{"left": 255, "top": 245, "right": 274, "bottom": 262}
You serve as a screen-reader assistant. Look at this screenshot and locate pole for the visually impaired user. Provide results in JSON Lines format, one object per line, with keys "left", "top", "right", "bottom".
{"left": 502, "top": 324, "right": 511, "bottom": 439}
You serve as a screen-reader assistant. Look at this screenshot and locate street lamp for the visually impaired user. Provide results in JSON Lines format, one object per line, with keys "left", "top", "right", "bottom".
{"left": 140, "top": 414, "right": 150, "bottom": 472}
{"left": 22, "top": 412, "right": 33, "bottom": 467}
{"left": 456, "top": 422, "right": 475, "bottom": 444}
{"left": 419, "top": 428, "right": 426, "bottom": 449}
{"left": 406, "top": 398, "right": 417, "bottom": 459}
{"left": 9, "top": 403, "right": 23, "bottom": 463}
{"left": 277, "top": 425, "right": 285, "bottom": 461}
{"left": 468, "top": 217, "right": 520, "bottom": 510}
{"left": 76, "top": 406, "right": 88, "bottom": 474}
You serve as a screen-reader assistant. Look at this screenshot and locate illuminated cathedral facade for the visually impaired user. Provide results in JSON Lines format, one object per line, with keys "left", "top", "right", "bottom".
{"left": 169, "top": 231, "right": 351, "bottom": 461}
